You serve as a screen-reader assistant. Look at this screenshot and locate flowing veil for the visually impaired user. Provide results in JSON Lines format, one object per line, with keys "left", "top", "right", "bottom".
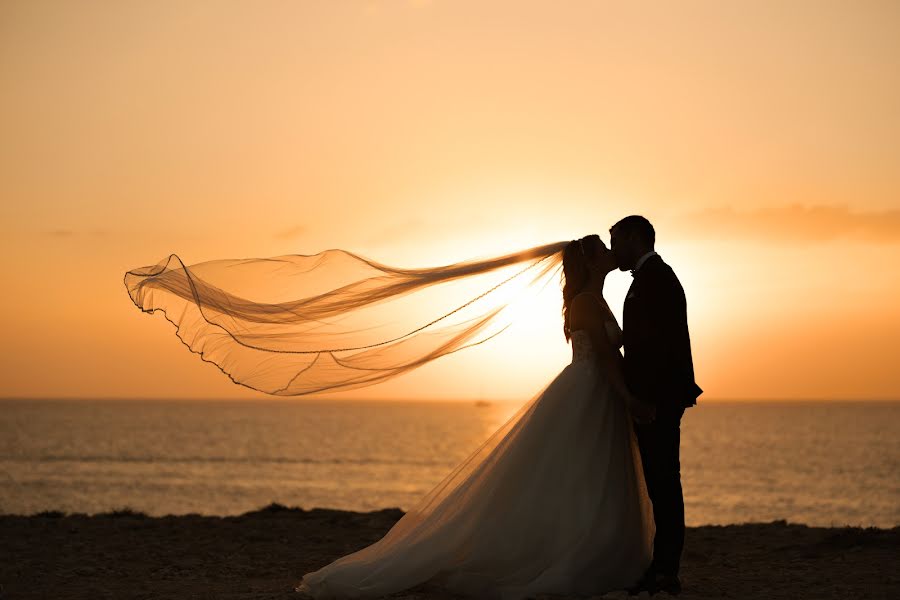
{"left": 124, "top": 241, "right": 567, "bottom": 396}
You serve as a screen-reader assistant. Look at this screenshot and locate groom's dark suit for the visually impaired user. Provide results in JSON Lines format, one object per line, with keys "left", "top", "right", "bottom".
{"left": 623, "top": 253, "right": 702, "bottom": 578}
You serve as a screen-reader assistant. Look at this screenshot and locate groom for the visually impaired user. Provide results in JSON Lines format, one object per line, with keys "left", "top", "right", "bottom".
{"left": 610, "top": 216, "right": 703, "bottom": 596}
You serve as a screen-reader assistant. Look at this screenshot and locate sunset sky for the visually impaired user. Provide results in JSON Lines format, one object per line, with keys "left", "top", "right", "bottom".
{"left": 1, "top": 0, "right": 898, "bottom": 401}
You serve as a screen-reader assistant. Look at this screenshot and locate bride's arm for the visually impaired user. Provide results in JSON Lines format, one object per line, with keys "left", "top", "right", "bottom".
{"left": 593, "top": 335, "right": 656, "bottom": 422}
{"left": 568, "top": 295, "right": 637, "bottom": 404}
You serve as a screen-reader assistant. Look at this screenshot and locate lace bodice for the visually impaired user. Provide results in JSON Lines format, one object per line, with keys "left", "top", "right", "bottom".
{"left": 570, "top": 321, "right": 623, "bottom": 364}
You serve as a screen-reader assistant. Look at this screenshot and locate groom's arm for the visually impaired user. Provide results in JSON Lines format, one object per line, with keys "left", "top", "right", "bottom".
{"left": 632, "top": 267, "right": 688, "bottom": 404}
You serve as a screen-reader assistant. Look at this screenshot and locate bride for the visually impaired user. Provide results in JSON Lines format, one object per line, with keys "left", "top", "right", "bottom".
{"left": 294, "top": 235, "right": 655, "bottom": 599}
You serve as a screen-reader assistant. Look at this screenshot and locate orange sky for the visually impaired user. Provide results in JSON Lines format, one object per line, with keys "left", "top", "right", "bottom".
{"left": 1, "top": 0, "right": 898, "bottom": 401}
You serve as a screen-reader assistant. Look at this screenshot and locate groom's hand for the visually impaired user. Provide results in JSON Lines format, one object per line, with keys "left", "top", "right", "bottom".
{"left": 631, "top": 398, "right": 657, "bottom": 424}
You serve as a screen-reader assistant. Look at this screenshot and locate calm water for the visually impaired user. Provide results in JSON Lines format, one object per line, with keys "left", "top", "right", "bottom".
{"left": 1, "top": 399, "right": 897, "bottom": 527}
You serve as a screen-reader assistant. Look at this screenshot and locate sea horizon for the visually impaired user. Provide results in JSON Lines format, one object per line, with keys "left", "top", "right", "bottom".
{"left": 2, "top": 398, "right": 898, "bottom": 528}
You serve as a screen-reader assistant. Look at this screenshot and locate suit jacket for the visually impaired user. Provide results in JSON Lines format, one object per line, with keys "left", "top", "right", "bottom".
{"left": 623, "top": 254, "right": 702, "bottom": 413}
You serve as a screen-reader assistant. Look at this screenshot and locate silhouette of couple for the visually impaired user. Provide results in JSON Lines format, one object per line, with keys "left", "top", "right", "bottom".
{"left": 296, "top": 216, "right": 702, "bottom": 598}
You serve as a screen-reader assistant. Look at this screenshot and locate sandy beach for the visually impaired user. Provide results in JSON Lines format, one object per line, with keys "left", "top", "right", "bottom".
{"left": 2, "top": 503, "right": 897, "bottom": 599}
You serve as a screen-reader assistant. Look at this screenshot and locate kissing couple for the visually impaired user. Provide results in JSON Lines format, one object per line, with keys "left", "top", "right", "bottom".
{"left": 296, "top": 216, "right": 703, "bottom": 599}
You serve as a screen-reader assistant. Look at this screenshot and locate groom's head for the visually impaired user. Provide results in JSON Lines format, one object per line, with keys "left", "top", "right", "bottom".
{"left": 610, "top": 215, "right": 655, "bottom": 271}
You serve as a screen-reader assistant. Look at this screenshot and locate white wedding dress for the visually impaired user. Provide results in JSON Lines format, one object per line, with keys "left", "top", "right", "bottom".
{"left": 296, "top": 317, "right": 654, "bottom": 599}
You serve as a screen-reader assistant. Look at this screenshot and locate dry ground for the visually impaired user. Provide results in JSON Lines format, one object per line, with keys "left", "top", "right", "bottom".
{"left": 1, "top": 504, "right": 897, "bottom": 599}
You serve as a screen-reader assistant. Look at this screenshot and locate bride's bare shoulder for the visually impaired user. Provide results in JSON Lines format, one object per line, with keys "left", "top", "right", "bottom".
{"left": 569, "top": 292, "right": 603, "bottom": 329}
{"left": 573, "top": 291, "right": 611, "bottom": 312}
{"left": 571, "top": 291, "right": 598, "bottom": 309}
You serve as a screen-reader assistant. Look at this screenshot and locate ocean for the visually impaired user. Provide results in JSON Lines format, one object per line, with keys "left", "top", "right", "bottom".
{"left": 1, "top": 399, "right": 897, "bottom": 527}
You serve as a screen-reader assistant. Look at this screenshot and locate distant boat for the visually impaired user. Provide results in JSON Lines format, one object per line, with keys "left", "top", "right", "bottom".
{"left": 474, "top": 400, "right": 491, "bottom": 408}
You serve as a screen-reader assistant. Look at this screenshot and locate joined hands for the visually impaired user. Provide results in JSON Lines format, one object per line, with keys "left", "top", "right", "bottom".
{"left": 630, "top": 396, "right": 657, "bottom": 424}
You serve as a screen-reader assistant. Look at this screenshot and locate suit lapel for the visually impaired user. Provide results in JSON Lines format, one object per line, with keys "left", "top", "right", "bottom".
{"left": 623, "top": 273, "right": 639, "bottom": 334}
{"left": 623, "top": 255, "right": 660, "bottom": 334}
{"left": 626, "top": 255, "right": 662, "bottom": 301}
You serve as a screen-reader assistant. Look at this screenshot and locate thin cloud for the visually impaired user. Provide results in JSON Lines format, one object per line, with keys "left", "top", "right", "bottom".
{"left": 44, "top": 229, "right": 108, "bottom": 238}
{"left": 364, "top": 218, "right": 429, "bottom": 246}
{"left": 674, "top": 205, "right": 900, "bottom": 243}
{"left": 274, "top": 225, "right": 307, "bottom": 240}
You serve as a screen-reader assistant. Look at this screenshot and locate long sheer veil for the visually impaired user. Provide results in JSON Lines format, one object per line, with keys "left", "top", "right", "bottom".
{"left": 124, "top": 241, "right": 567, "bottom": 396}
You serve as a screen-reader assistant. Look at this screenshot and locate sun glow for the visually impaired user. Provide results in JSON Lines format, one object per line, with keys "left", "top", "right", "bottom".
{"left": 2, "top": 2, "right": 899, "bottom": 401}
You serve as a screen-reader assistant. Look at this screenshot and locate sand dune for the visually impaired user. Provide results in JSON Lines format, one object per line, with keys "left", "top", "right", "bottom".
{"left": 2, "top": 504, "right": 897, "bottom": 599}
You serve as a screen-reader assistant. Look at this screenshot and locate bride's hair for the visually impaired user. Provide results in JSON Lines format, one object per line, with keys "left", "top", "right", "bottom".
{"left": 561, "top": 234, "right": 601, "bottom": 341}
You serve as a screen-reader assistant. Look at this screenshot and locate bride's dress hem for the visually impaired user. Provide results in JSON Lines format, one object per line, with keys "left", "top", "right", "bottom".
{"left": 295, "top": 328, "right": 654, "bottom": 599}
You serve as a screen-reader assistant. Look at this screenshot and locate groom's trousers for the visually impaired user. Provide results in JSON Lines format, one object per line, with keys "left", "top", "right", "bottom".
{"left": 634, "top": 407, "right": 685, "bottom": 577}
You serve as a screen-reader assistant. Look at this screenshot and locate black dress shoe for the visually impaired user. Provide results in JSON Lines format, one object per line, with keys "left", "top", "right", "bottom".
{"left": 627, "top": 572, "right": 681, "bottom": 596}
{"left": 626, "top": 570, "right": 659, "bottom": 596}
{"left": 655, "top": 574, "right": 682, "bottom": 596}
{"left": 626, "top": 581, "right": 655, "bottom": 596}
